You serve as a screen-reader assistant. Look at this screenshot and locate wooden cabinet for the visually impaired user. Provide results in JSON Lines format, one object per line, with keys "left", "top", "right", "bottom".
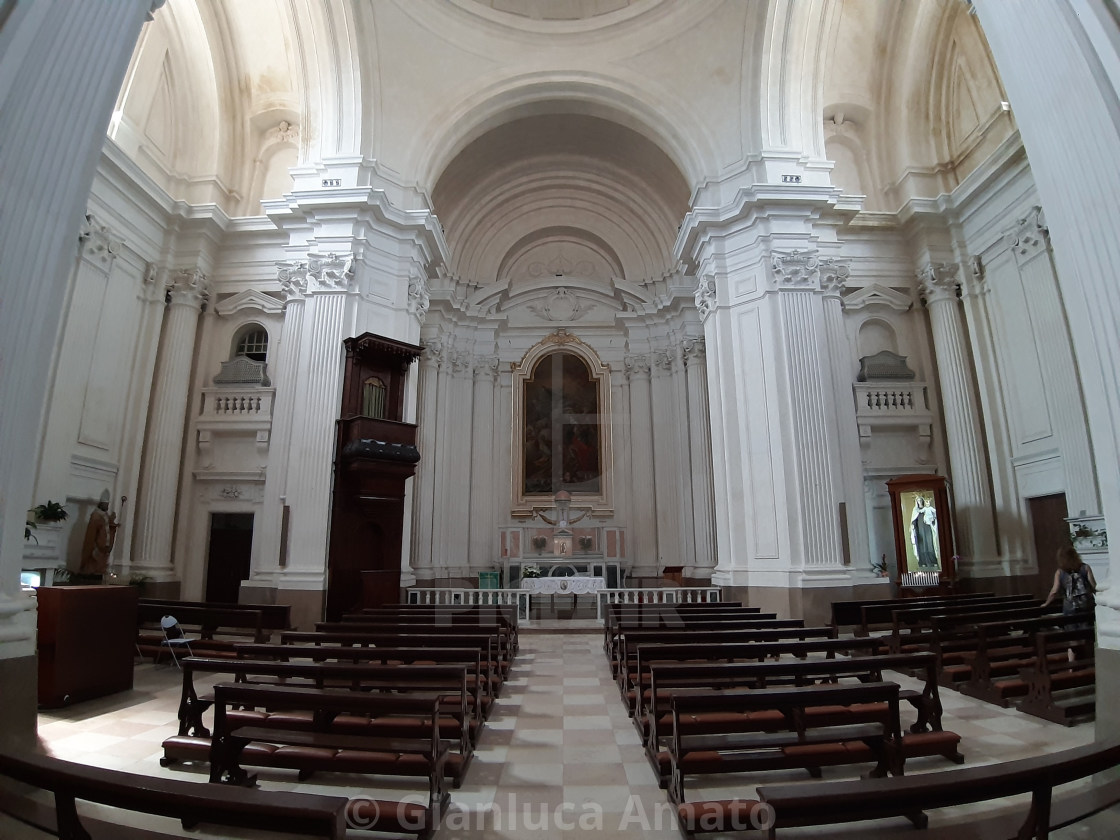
{"left": 37, "top": 585, "right": 137, "bottom": 708}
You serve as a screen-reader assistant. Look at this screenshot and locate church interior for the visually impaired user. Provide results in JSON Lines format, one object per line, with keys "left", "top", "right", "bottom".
{"left": 3, "top": 0, "right": 1120, "bottom": 837}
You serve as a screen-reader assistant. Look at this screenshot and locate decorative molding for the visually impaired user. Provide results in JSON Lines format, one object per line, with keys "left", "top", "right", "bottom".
{"left": 273, "top": 120, "right": 298, "bottom": 144}
{"left": 167, "top": 268, "right": 209, "bottom": 309}
{"left": 526, "top": 286, "right": 590, "bottom": 322}
{"left": 540, "top": 328, "right": 581, "bottom": 346}
{"left": 1067, "top": 514, "right": 1108, "bottom": 555}
{"left": 652, "top": 348, "right": 676, "bottom": 372}
{"left": 1007, "top": 206, "right": 1050, "bottom": 265}
{"left": 694, "top": 274, "right": 717, "bottom": 320}
{"left": 917, "top": 262, "right": 961, "bottom": 305}
{"left": 842, "top": 283, "right": 914, "bottom": 311}
{"left": 771, "top": 249, "right": 850, "bottom": 292}
{"left": 77, "top": 212, "right": 122, "bottom": 266}
{"left": 215, "top": 289, "right": 284, "bottom": 317}
{"left": 420, "top": 336, "right": 445, "bottom": 365}
{"left": 450, "top": 351, "right": 472, "bottom": 375}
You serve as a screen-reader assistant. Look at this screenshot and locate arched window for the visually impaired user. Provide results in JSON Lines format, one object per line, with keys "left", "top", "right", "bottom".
{"left": 234, "top": 326, "right": 268, "bottom": 362}
{"left": 362, "top": 376, "right": 387, "bottom": 419}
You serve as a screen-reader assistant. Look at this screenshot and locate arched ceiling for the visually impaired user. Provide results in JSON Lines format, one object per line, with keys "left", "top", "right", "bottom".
{"left": 432, "top": 112, "right": 689, "bottom": 286}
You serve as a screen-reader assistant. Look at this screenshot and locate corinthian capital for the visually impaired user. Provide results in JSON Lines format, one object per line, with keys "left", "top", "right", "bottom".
{"left": 167, "top": 268, "right": 209, "bottom": 308}
{"left": 624, "top": 354, "right": 651, "bottom": 379}
{"left": 917, "top": 262, "right": 961, "bottom": 305}
{"left": 694, "top": 275, "right": 717, "bottom": 321}
{"left": 78, "top": 213, "right": 122, "bottom": 266}
{"left": 682, "top": 337, "right": 706, "bottom": 365}
{"left": 306, "top": 252, "right": 355, "bottom": 293}
{"left": 408, "top": 273, "right": 431, "bottom": 320}
{"left": 1007, "top": 206, "right": 1050, "bottom": 265}
{"left": 771, "top": 249, "right": 850, "bottom": 292}
{"left": 276, "top": 260, "right": 308, "bottom": 300}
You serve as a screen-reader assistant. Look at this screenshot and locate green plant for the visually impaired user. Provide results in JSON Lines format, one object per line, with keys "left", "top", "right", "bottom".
{"left": 522, "top": 564, "right": 542, "bottom": 579}
{"left": 33, "top": 500, "right": 68, "bottom": 523}
{"left": 53, "top": 567, "right": 71, "bottom": 584}
{"left": 24, "top": 520, "right": 37, "bottom": 542}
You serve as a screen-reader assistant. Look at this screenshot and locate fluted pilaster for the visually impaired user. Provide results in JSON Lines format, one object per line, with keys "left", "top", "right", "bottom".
{"left": 468, "top": 356, "right": 499, "bottom": 568}
{"left": 252, "top": 262, "right": 308, "bottom": 579}
{"left": 919, "top": 262, "right": 997, "bottom": 566}
{"left": 132, "top": 269, "right": 209, "bottom": 577}
{"left": 411, "top": 339, "right": 444, "bottom": 579}
{"left": 683, "top": 338, "right": 716, "bottom": 577}
{"left": 625, "top": 355, "right": 658, "bottom": 575}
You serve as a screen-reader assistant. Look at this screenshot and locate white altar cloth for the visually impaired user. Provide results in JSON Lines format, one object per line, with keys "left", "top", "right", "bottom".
{"left": 520, "top": 576, "right": 606, "bottom": 595}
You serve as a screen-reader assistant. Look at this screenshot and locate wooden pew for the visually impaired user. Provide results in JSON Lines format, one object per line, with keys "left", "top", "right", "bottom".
{"left": 315, "top": 622, "right": 514, "bottom": 675}
{"left": 0, "top": 748, "right": 348, "bottom": 839}
{"left": 885, "top": 596, "right": 1046, "bottom": 654}
{"left": 830, "top": 592, "right": 995, "bottom": 636}
{"left": 667, "top": 682, "right": 902, "bottom": 807}
{"left": 288, "top": 629, "right": 510, "bottom": 682}
{"left": 139, "top": 598, "right": 292, "bottom": 633}
{"left": 616, "top": 626, "right": 843, "bottom": 704}
{"left": 749, "top": 737, "right": 1120, "bottom": 840}
{"left": 136, "top": 602, "right": 268, "bottom": 662}
{"left": 604, "top": 603, "right": 760, "bottom": 654}
{"left": 162, "top": 657, "right": 477, "bottom": 787}
{"left": 606, "top": 613, "right": 782, "bottom": 673}
{"left": 207, "top": 682, "right": 447, "bottom": 839}
{"left": 953, "top": 613, "right": 1092, "bottom": 704}
{"left": 354, "top": 604, "right": 520, "bottom": 649}
{"left": 641, "top": 651, "right": 961, "bottom": 787}
{"left": 1016, "top": 626, "right": 1096, "bottom": 725}
{"left": 234, "top": 642, "right": 497, "bottom": 719}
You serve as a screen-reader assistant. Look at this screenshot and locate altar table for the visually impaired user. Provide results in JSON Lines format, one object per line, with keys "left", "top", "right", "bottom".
{"left": 520, "top": 576, "right": 607, "bottom": 595}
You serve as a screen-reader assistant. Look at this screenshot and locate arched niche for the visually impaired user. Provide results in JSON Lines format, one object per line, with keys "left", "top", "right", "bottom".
{"left": 511, "top": 331, "right": 613, "bottom": 518}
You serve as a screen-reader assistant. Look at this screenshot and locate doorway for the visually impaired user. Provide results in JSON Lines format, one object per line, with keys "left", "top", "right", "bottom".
{"left": 1028, "top": 494, "right": 1068, "bottom": 598}
{"left": 205, "top": 512, "right": 254, "bottom": 603}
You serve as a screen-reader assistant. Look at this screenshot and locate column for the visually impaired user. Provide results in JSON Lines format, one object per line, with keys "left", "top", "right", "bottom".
{"left": 919, "top": 262, "right": 998, "bottom": 570}
{"left": 0, "top": 2, "right": 158, "bottom": 721}
{"left": 249, "top": 262, "right": 307, "bottom": 585}
{"left": 131, "top": 269, "right": 208, "bottom": 580}
{"left": 282, "top": 254, "right": 356, "bottom": 585}
{"left": 411, "top": 338, "right": 444, "bottom": 581}
{"left": 682, "top": 338, "right": 716, "bottom": 579}
{"left": 467, "top": 356, "right": 499, "bottom": 571}
{"left": 624, "top": 355, "right": 658, "bottom": 577}
{"left": 669, "top": 345, "right": 697, "bottom": 572}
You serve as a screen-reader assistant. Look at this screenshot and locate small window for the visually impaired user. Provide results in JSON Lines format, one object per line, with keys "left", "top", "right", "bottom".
{"left": 235, "top": 328, "right": 268, "bottom": 362}
{"left": 362, "top": 377, "right": 387, "bottom": 419}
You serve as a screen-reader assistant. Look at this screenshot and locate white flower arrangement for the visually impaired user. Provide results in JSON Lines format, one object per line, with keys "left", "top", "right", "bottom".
{"left": 521, "top": 565, "right": 542, "bottom": 579}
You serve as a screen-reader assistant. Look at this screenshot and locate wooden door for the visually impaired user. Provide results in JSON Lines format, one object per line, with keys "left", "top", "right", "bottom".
{"left": 1028, "top": 494, "right": 1068, "bottom": 598}
{"left": 204, "top": 513, "right": 253, "bottom": 603}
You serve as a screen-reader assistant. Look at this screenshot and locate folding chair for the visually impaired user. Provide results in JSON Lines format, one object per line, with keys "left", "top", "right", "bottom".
{"left": 159, "top": 615, "right": 195, "bottom": 668}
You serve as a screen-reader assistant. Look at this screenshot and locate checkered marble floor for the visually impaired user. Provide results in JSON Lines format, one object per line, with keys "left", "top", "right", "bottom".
{"left": 12, "top": 628, "right": 1119, "bottom": 838}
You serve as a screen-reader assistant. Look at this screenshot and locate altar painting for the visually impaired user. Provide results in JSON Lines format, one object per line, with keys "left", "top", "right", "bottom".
{"left": 899, "top": 489, "right": 941, "bottom": 572}
{"left": 523, "top": 352, "right": 601, "bottom": 495}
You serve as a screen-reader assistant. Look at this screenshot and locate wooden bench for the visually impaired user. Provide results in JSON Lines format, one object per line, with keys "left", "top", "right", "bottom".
{"left": 1016, "top": 626, "right": 1096, "bottom": 725}
{"left": 0, "top": 747, "right": 348, "bottom": 839}
{"left": 234, "top": 642, "right": 498, "bottom": 718}
{"left": 353, "top": 605, "right": 520, "bottom": 652}
{"left": 313, "top": 623, "right": 514, "bottom": 676}
{"left": 642, "top": 651, "right": 962, "bottom": 786}
{"left": 616, "top": 628, "right": 852, "bottom": 707}
{"left": 604, "top": 604, "right": 762, "bottom": 658}
{"left": 136, "top": 603, "right": 268, "bottom": 662}
{"left": 206, "top": 682, "right": 447, "bottom": 839}
{"left": 140, "top": 598, "right": 292, "bottom": 633}
{"left": 163, "top": 657, "right": 477, "bottom": 787}
{"left": 951, "top": 613, "right": 1092, "bottom": 705}
{"left": 607, "top": 614, "right": 784, "bottom": 674}
{"left": 885, "top": 597, "right": 1049, "bottom": 654}
{"left": 667, "top": 682, "right": 902, "bottom": 806}
{"left": 830, "top": 592, "right": 995, "bottom": 637}
{"left": 748, "top": 736, "right": 1120, "bottom": 840}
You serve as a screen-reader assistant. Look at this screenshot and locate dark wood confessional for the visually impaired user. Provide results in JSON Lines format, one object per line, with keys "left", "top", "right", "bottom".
{"left": 325, "top": 333, "right": 421, "bottom": 620}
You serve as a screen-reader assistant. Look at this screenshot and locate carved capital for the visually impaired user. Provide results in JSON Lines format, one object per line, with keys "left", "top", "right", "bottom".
{"left": 624, "top": 354, "right": 651, "bottom": 379}
{"left": 960, "top": 255, "right": 987, "bottom": 298}
{"left": 652, "top": 348, "right": 677, "bottom": 373}
{"left": 78, "top": 213, "right": 122, "bottom": 266}
{"left": 306, "top": 252, "right": 355, "bottom": 293}
{"left": 917, "top": 262, "right": 961, "bottom": 305}
{"left": 1007, "top": 206, "right": 1050, "bottom": 265}
{"left": 771, "top": 249, "right": 849, "bottom": 292}
{"left": 420, "top": 337, "right": 445, "bottom": 366}
{"left": 167, "top": 268, "right": 209, "bottom": 309}
{"left": 682, "top": 337, "right": 706, "bottom": 365}
{"left": 408, "top": 273, "right": 431, "bottom": 320}
{"left": 694, "top": 274, "right": 717, "bottom": 321}
{"left": 450, "top": 351, "right": 472, "bottom": 374}
{"left": 276, "top": 260, "right": 308, "bottom": 300}
{"left": 473, "top": 355, "right": 500, "bottom": 380}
